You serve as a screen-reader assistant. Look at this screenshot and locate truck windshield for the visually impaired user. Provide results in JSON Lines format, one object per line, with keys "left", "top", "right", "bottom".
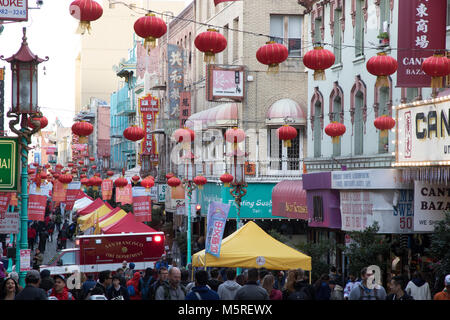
{"left": 60, "top": 251, "right": 76, "bottom": 265}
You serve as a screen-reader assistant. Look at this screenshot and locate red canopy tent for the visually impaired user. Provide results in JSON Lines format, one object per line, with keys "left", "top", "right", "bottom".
{"left": 102, "top": 213, "right": 157, "bottom": 234}
{"left": 77, "top": 198, "right": 113, "bottom": 216}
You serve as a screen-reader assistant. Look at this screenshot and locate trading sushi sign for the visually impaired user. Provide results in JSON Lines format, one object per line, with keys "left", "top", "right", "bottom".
{"left": 0, "top": 0, "right": 28, "bottom": 22}
{"left": 0, "top": 137, "right": 19, "bottom": 192}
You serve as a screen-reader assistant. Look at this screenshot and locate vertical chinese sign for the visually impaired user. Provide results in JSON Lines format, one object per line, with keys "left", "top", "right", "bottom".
{"left": 179, "top": 91, "right": 191, "bottom": 128}
{"left": 138, "top": 94, "right": 159, "bottom": 165}
{"left": 397, "top": 0, "right": 447, "bottom": 87}
{"left": 167, "top": 44, "right": 184, "bottom": 134}
{"left": 205, "top": 201, "right": 231, "bottom": 257}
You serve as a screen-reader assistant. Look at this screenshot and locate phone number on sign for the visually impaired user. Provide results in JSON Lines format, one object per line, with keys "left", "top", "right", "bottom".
{"left": 0, "top": 9, "right": 27, "bottom": 16}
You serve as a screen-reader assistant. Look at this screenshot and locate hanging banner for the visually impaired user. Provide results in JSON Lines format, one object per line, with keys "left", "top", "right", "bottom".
{"left": 138, "top": 94, "right": 159, "bottom": 164}
{"left": 168, "top": 44, "right": 184, "bottom": 120}
{"left": 20, "top": 249, "right": 31, "bottom": 272}
{"left": 65, "top": 182, "right": 82, "bottom": 211}
{"left": 413, "top": 181, "right": 448, "bottom": 232}
{"left": 0, "top": 210, "right": 19, "bottom": 233}
{"left": 397, "top": 0, "right": 447, "bottom": 87}
{"left": 29, "top": 182, "right": 52, "bottom": 197}
{"left": 28, "top": 194, "right": 47, "bottom": 221}
{"left": 116, "top": 185, "right": 132, "bottom": 204}
{"left": 101, "top": 179, "right": 113, "bottom": 200}
{"left": 132, "top": 187, "right": 152, "bottom": 222}
{"left": 52, "top": 180, "right": 66, "bottom": 203}
{"left": 0, "top": 192, "right": 11, "bottom": 219}
{"left": 205, "top": 201, "right": 231, "bottom": 257}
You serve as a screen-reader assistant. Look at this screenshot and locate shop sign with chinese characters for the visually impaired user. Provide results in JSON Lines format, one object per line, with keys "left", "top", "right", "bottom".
{"left": 167, "top": 44, "right": 184, "bottom": 120}
{"left": 138, "top": 94, "right": 159, "bottom": 163}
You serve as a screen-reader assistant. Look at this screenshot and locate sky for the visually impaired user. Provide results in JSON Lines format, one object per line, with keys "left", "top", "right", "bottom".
{"left": 0, "top": 0, "right": 191, "bottom": 131}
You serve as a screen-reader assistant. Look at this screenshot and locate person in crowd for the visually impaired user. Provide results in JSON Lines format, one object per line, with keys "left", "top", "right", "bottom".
{"left": 155, "top": 254, "right": 169, "bottom": 271}
{"left": 32, "top": 248, "right": 44, "bottom": 270}
{"left": 54, "top": 212, "right": 62, "bottom": 233}
{"left": 343, "top": 273, "right": 358, "bottom": 300}
{"left": 349, "top": 267, "right": 387, "bottom": 300}
{"left": 207, "top": 268, "right": 223, "bottom": 292}
{"left": 273, "top": 271, "right": 285, "bottom": 290}
{"left": 180, "top": 268, "right": 190, "bottom": 289}
{"left": 124, "top": 262, "right": 135, "bottom": 281}
{"left": 7, "top": 272, "right": 23, "bottom": 292}
{"left": 126, "top": 271, "right": 142, "bottom": 300}
{"left": 386, "top": 275, "right": 414, "bottom": 300}
{"left": 81, "top": 274, "right": 96, "bottom": 298}
{"left": 87, "top": 270, "right": 112, "bottom": 299}
{"left": 28, "top": 225, "right": 36, "bottom": 251}
{"left": 0, "top": 277, "right": 19, "bottom": 300}
{"left": 235, "top": 268, "right": 269, "bottom": 300}
{"left": 236, "top": 274, "right": 246, "bottom": 286}
{"left": 329, "top": 266, "right": 338, "bottom": 282}
{"left": 282, "top": 269, "right": 298, "bottom": 300}
{"left": 140, "top": 267, "right": 155, "bottom": 300}
{"left": 433, "top": 274, "right": 450, "bottom": 300}
{"left": 47, "top": 274, "right": 75, "bottom": 300}
{"left": 115, "top": 268, "right": 127, "bottom": 288}
{"left": 287, "top": 269, "right": 315, "bottom": 300}
{"left": 258, "top": 268, "right": 269, "bottom": 285}
{"left": 106, "top": 274, "right": 130, "bottom": 300}
{"left": 315, "top": 274, "right": 331, "bottom": 300}
{"left": 335, "top": 268, "right": 345, "bottom": 287}
{"left": 57, "top": 226, "right": 68, "bottom": 250}
{"left": 329, "top": 280, "right": 344, "bottom": 300}
{"left": 262, "top": 274, "right": 282, "bottom": 300}
{"left": 47, "top": 220, "right": 55, "bottom": 243}
{"left": 15, "top": 270, "right": 48, "bottom": 300}
{"left": 185, "top": 270, "right": 220, "bottom": 300}
{"left": 155, "top": 267, "right": 186, "bottom": 300}
{"left": 39, "top": 269, "right": 54, "bottom": 292}
{"left": 218, "top": 268, "right": 241, "bottom": 300}
{"left": 405, "top": 271, "right": 431, "bottom": 300}
{"left": 38, "top": 227, "right": 48, "bottom": 253}
{"left": 149, "top": 266, "right": 169, "bottom": 300}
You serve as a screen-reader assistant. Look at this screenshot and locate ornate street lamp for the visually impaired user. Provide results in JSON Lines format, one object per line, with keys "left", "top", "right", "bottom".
{"left": 1, "top": 28, "right": 48, "bottom": 287}
{"left": 182, "top": 150, "right": 196, "bottom": 267}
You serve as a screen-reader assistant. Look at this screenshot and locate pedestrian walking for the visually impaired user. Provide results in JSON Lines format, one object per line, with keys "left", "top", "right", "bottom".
{"left": 207, "top": 268, "right": 223, "bottom": 292}
{"left": 57, "top": 227, "right": 68, "bottom": 250}
{"left": 0, "top": 277, "right": 19, "bottom": 300}
{"left": 155, "top": 267, "right": 186, "bottom": 300}
{"left": 47, "top": 220, "right": 55, "bottom": 243}
{"left": 405, "top": 271, "right": 431, "bottom": 300}
{"left": 47, "top": 275, "right": 75, "bottom": 300}
{"left": 218, "top": 268, "right": 241, "bottom": 300}
{"left": 180, "top": 268, "right": 190, "bottom": 289}
{"left": 343, "top": 274, "right": 358, "bottom": 300}
{"left": 39, "top": 269, "right": 54, "bottom": 292}
{"left": 14, "top": 270, "right": 48, "bottom": 300}
{"left": 107, "top": 275, "right": 130, "bottom": 300}
{"left": 314, "top": 274, "right": 331, "bottom": 300}
{"left": 38, "top": 228, "right": 48, "bottom": 253}
{"left": 115, "top": 268, "right": 127, "bottom": 288}
{"left": 55, "top": 213, "right": 62, "bottom": 233}
{"left": 28, "top": 225, "right": 36, "bottom": 251}
{"left": 386, "top": 275, "right": 414, "bottom": 300}
{"left": 349, "top": 267, "right": 387, "bottom": 300}
{"left": 185, "top": 270, "right": 220, "bottom": 300}
{"left": 126, "top": 271, "right": 142, "bottom": 300}
{"left": 140, "top": 268, "right": 155, "bottom": 300}
{"left": 148, "top": 267, "right": 169, "bottom": 300}
{"left": 262, "top": 274, "right": 282, "bottom": 300}
{"left": 32, "top": 249, "right": 44, "bottom": 270}
{"left": 433, "top": 274, "right": 450, "bottom": 300}
{"left": 155, "top": 254, "right": 169, "bottom": 271}
{"left": 234, "top": 268, "right": 269, "bottom": 300}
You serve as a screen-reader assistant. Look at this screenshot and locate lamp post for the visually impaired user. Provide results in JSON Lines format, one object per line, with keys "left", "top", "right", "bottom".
{"left": 2, "top": 28, "right": 48, "bottom": 287}
{"left": 182, "top": 151, "right": 196, "bottom": 268}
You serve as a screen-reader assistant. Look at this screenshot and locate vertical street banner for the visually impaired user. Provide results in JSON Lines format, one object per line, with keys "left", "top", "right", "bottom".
{"left": 52, "top": 180, "right": 66, "bottom": 203}
{"left": 132, "top": 187, "right": 152, "bottom": 222}
{"left": 138, "top": 94, "right": 159, "bottom": 165}
{"left": 116, "top": 184, "right": 132, "bottom": 204}
{"left": 179, "top": 91, "right": 191, "bottom": 128}
{"left": 101, "top": 179, "right": 113, "bottom": 200}
{"left": 168, "top": 44, "right": 184, "bottom": 119}
{"left": 65, "top": 182, "right": 82, "bottom": 211}
{"left": 0, "top": 192, "right": 11, "bottom": 219}
{"left": 397, "top": 0, "right": 447, "bottom": 87}
{"left": 20, "top": 249, "right": 31, "bottom": 272}
{"left": 28, "top": 194, "right": 47, "bottom": 221}
{"left": 205, "top": 201, "right": 231, "bottom": 257}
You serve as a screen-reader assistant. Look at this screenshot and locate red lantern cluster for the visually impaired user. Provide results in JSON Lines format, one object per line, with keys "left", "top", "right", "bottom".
{"left": 366, "top": 52, "right": 398, "bottom": 88}
{"left": 72, "top": 121, "right": 93, "bottom": 143}
{"left": 114, "top": 177, "right": 129, "bottom": 188}
{"left": 421, "top": 53, "right": 450, "bottom": 89}
{"left": 167, "top": 177, "right": 181, "bottom": 188}
{"left": 123, "top": 126, "right": 145, "bottom": 141}
{"left": 276, "top": 125, "right": 297, "bottom": 148}
{"left": 220, "top": 173, "right": 233, "bottom": 187}
{"left": 81, "top": 178, "right": 89, "bottom": 186}
{"left": 303, "top": 46, "right": 335, "bottom": 80}
{"left": 325, "top": 122, "right": 346, "bottom": 144}
{"left": 141, "top": 177, "right": 155, "bottom": 190}
{"left": 69, "top": 0, "right": 103, "bottom": 35}
{"left": 194, "top": 29, "right": 227, "bottom": 63}
{"left": 193, "top": 175, "right": 207, "bottom": 190}
{"left": 256, "top": 41, "right": 289, "bottom": 73}
{"left": 374, "top": 115, "right": 396, "bottom": 137}
{"left": 27, "top": 116, "right": 48, "bottom": 130}
{"left": 134, "top": 13, "right": 167, "bottom": 51}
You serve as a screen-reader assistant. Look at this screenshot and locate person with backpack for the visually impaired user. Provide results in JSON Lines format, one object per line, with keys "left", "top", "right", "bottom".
{"left": 126, "top": 271, "right": 142, "bottom": 300}
{"left": 140, "top": 268, "right": 155, "bottom": 300}
{"left": 314, "top": 274, "right": 331, "bottom": 300}
{"left": 148, "top": 267, "right": 169, "bottom": 300}
{"left": 234, "top": 268, "right": 269, "bottom": 300}
{"left": 47, "top": 275, "right": 75, "bottom": 300}
{"left": 329, "top": 280, "right": 344, "bottom": 300}
{"left": 185, "top": 270, "right": 220, "bottom": 300}
{"left": 107, "top": 275, "right": 130, "bottom": 300}
{"left": 349, "top": 267, "right": 387, "bottom": 300}
{"left": 287, "top": 269, "right": 315, "bottom": 300}
{"left": 155, "top": 267, "right": 186, "bottom": 300}
{"left": 81, "top": 274, "right": 96, "bottom": 299}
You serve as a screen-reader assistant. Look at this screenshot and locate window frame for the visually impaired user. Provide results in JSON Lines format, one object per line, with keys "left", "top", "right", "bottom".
{"left": 269, "top": 14, "right": 303, "bottom": 58}
{"left": 267, "top": 126, "right": 303, "bottom": 174}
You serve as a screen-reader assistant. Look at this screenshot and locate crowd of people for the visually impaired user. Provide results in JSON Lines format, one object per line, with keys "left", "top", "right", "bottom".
{"left": 1, "top": 257, "right": 448, "bottom": 300}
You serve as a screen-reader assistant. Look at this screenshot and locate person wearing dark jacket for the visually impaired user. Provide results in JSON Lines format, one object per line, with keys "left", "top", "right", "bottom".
{"left": 207, "top": 268, "right": 223, "bottom": 292}
{"left": 287, "top": 269, "right": 315, "bottom": 300}
{"left": 107, "top": 275, "right": 130, "bottom": 300}
{"left": 386, "top": 276, "right": 414, "bottom": 300}
{"left": 315, "top": 274, "right": 331, "bottom": 300}
{"left": 38, "top": 229, "right": 48, "bottom": 253}
{"left": 234, "top": 268, "right": 269, "bottom": 300}
{"left": 185, "top": 270, "right": 220, "bottom": 300}
{"left": 15, "top": 270, "right": 48, "bottom": 300}
{"left": 81, "top": 274, "right": 96, "bottom": 298}
{"left": 39, "top": 269, "right": 55, "bottom": 292}
{"left": 87, "top": 270, "right": 112, "bottom": 299}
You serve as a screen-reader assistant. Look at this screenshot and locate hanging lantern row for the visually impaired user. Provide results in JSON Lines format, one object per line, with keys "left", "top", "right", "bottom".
{"left": 134, "top": 13, "right": 167, "bottom": 52}
{"left": 366, "top": 52, "right": 398, "bottom": 88}
{"left": 256, "top": 41, "right": 289, "bottom": 73}
{"left": 195, "top": 29, "right": 227, "bottom": 63}
{"left": 114, "top": 177, "right": 129, "bottom": 189}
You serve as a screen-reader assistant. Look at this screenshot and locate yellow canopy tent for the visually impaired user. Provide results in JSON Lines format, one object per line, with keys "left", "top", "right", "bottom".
{"left": 98, "top": 209, "right": 128, "bottom": 230}
{"left": 192, "top": 221, "right": 311, "bottom": 271}
{"left": 77, "top": 204, "right": 112, "bottom": 232}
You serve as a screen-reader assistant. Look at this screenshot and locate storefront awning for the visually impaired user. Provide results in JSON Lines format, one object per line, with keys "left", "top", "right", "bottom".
{"left": 266, "top": 98, "right": 306, "bottom": 125}
{"left": 185, "top": 103, "right": 239, "bottom": 129}
{"left": 272, "top": 180, "right": 308, "bottom": 220}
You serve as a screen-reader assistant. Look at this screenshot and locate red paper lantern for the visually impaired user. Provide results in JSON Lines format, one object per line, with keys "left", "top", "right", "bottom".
{"left": 80, "top": 174, "right": 87, "bottom": 179}
{"left": 366, "top": 52, "right": 398, "bottom": 87}
{"left": 303, "top": 46, "right": 335, "bottom": 80}
{"left": 141, "top": 177, "right": 155, "bottom": 190}
{"left": 421, "top": 53, "right": 450, "bottom": 89}
{"left": 194, "top": 29, "right": 227, "bottom": 63}
{"left": 193, "top": 175, "right": 207, "bottom": 190}
{"left": 91, "top": 165, "right": 97, "bottom": 170}
{"left": 256, "top": 41, "right": 289, "bottom": 73}
{"left": 81, "top": 167, "right": 88, "bottom": 172}
{"left": 71, "top": 169, "right": 78, "bottom": 174}
{"left": 132, "top": 175, "right": 141, "bottom": 183}
{"left": 220, "top": 173, "right": 233, "bottom": 187}
{"left": 27, "top": 169, "right": 35, "bottom": 175}
{"left": 78, "top": 160, "right": 84, "bottom": 165}
{"left": 123, "top": 125, "right": 145, "bottom": 141}
{"left": 58, "top": 174, "right": 73, "bottom": 189}
{"left": 114, "top": 177, "right": 128, "bottom": 188}
{"left": 107, "top": 170, "right": 114, "bottom": 177}
{"left": 40, "top": 172, "right": 48, "bottom": 179}
{"left": 81, "top": 178, "right": 89, "bottom": 186}
{"left": 325, "top": 122, "right": 346, "bottom": 144}
{"left": 44, "top": 164, "right": 50, "bottom": 169}
{"left": 134, "top": 13, "right": 167, "bottom": 51}
{"left": 225, "top": 128, "right": 246, "bottom": 144}
{"left": 166, "top": 173, "right": 175, "bottom": 180}
{"left": 27, "top": 116, "right": 48, "bottom": 130}
{"left": 69, "top": 0, "right": 103, "bottom": 35}
{"left": 167, "top": 177, "right": 181, "bottom": 188}
{"left": 68, "top": 163, "right": 74, "bottom": 168}
{"left": 95, "top": 173, "right": 101, "bottom": 177}
{"left": 90, "top": 176, "right": 102, "bottom": 190}
{"left": 72, "top": 121, "right": 93, "bottom": 143}
{"left": 89, "top": 157, "right": 95, "bottom": 162}
{"left": 276, "top": 125, "right": 298, "bottom": 148}
{"left": 374, "top": 115, "right": 396, "bottom": 137}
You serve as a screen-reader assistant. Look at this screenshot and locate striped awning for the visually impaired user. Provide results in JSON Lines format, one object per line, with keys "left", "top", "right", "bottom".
{"left": 266, "top": 98, "right": 306, "bottom": 125}
{"left": 185, "top": 103, "right": 239, "bottom": 129}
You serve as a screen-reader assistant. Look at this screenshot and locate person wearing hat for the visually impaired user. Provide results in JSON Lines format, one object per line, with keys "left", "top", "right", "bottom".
{"left": 433, "top": 274, "right": 450, "bottom": 300}
{"left": 14, "top": 270, "right": 48, "bottom": 300}
{"left": 47, "top": 275, "right": 75, "bottom": 300}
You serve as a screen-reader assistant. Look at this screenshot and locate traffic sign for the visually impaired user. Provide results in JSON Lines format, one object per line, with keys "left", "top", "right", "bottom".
{"left": 0, "top": 137, "right": 19, "bottom": 192}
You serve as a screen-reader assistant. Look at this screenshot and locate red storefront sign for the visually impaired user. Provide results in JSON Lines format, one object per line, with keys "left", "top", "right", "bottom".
{"left": 133, "top": 196, "right": 152, "bottom": 222}
{"left": 138, "top": 94, "right": 159, "bottom": 163}
{"left": 101, "top": 179, "right": 113, "bottom": 200}
{"left": 116, "top": 185, "right": 132, "bottom": 204}
{"left": 28, "top": 194, "right": 47, "bottom": 221}
{"left": 179, "top": 91, "right": 191, "bottom": 128}
{"left": 397, "top": 0, "right": 447, "bottom": 87}
{"left": 0, "top": 192, "right": 11, "bottom": 219}
{"left": 271, "top": 180, "right": 308, "bottom": 220}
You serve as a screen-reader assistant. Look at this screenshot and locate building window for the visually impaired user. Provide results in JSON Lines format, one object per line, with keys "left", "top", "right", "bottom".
{"left": 270, "top": 15, "right": 302, "bottom": 57}
{"left": 313, "top": 196, "right": 324, "bottom": 222}
{"left": 269, "top": 128, "right": 302, "bottom": 172}
{"left": 233, "top": 17, "right": 239, "bottom": 62}
{"left": 313, "top": 102, "right": 322, "bottom": 158}
{"left": 333, "top": 10, "right": 342, "bottom": 64}
{"left": 354, "top": 92, "right": 364, "bottom": 155}
{"left": 332, "top": 97, "right": 342, "bottom": 157}
{"left": 355, "top": 0, "right": 364, "bottom": 57}
{"left": 406, "top": 88, "right": 419, "bottom": 102}
{"left": 314, "top": 18, "right": 322, "bottom": 45}
{"left": 378, "top": 87, "right": 389, "bottom": 154}
{"left": 379, "top": 0, "right": 390, "bottom": 33}
{"left": 223, "top": 24, "right": 229, "bottom": 64}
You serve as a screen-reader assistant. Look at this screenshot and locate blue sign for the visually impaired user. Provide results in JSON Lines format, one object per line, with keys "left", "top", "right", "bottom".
{"left": 205, "top": 201, "right": 231, "bottom": 257}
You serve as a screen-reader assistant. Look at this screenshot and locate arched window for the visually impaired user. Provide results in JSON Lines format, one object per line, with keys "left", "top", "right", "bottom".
{"left": 329, "top": 82, "right": 344, "bottom": 156}
{"left": 374, "top": 76, "right": 393, "bottom": 153}
{"left": 311, "top": 87, "right": 324, "bottom": 158}
{"left": 350, "top": 76, "right": 367, "bottom": 155}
